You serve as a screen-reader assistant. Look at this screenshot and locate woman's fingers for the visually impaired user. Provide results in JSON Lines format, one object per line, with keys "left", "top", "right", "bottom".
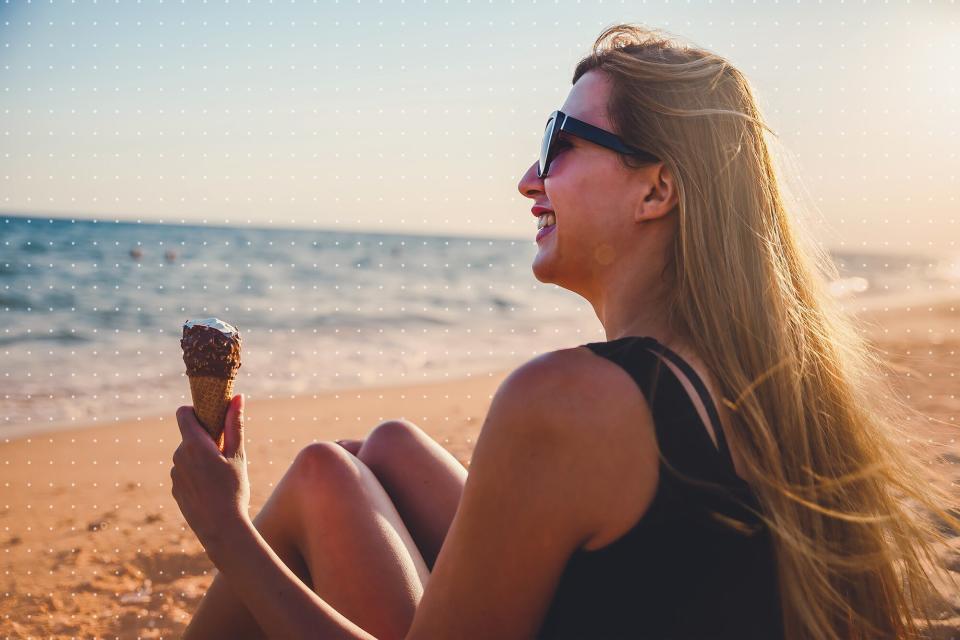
{"left": 335, "top": 438, "right": 364, "bottom": 456}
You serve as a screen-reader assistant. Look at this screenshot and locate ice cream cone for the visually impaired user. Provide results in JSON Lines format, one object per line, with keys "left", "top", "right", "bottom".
{"left": 188, "top": 374, "right": 235, "bottom": 447}
{"left": 181, "top": 317, "right": 242, "bottom": 449}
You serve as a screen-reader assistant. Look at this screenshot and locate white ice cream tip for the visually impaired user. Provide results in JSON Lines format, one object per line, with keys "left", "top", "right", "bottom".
{"left": 183, "top": 317, "right": 239, "bottom": 337}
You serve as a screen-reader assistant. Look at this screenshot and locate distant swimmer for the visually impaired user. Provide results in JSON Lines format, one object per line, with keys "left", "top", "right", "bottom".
{"left": 130, "top": 247, "right": 143, "bottom": 260}
{"left": 164, "top": 249, "right": 177, "bottom": 262}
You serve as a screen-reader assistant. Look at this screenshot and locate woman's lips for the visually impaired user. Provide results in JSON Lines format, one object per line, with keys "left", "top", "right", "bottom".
{"left": 536, "top": 223, "right": 556, "bottom": 242}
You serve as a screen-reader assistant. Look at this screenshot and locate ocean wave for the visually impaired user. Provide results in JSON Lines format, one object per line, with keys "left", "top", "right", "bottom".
{"left": 41, "top": 291, "right": 77, "bottom": 309}
{"left": 0, "top": 328, "right": 91, "bottom": 346}
{"left": 827, "top": 276, "right": 870, "bottom": 299}
{"left": 927, "top": 256, "right": 960, "bottom": 283}
{"left": 19, "top": 239, "right": 48, "bottom": 253}
{"left": 0, "top": 292, "right": 32, "bottom": 310}
{"left": 311, "top": 311, "right": 453, "bottom": 328}
{"left": 489, "top": 295, "right": 520, "bottom": 311}
{"left": 0, "top": 263, "right": 19, "bottom": 277}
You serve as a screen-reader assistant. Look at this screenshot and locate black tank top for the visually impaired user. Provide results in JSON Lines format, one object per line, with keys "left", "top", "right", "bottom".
{"left": 536, "top": 336, "right": 785, "bottom": 639}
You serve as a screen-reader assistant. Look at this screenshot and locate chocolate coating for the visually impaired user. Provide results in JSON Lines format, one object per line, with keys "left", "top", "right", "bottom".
{"left": 181, "top": 323, "right": 242, "bottom": 378}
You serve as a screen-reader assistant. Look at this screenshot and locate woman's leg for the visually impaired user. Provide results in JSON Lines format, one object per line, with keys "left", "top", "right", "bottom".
{"left": 183, "top": 450, "right": 312, "bottom": 640}
{"left": 351, "top": 420, "right": 468, "bottom": 570}
{"left": 183, "top": 442, "right": 430, "bottom": 640}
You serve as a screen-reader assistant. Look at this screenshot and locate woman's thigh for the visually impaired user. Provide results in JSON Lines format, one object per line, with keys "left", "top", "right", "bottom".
{"left": 352, "top": 420, "right": 468, "bottom": 570}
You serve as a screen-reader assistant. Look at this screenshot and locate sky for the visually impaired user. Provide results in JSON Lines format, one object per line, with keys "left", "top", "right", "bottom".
{"left": 1, "top": 0, "right": 957, "bottom": 254}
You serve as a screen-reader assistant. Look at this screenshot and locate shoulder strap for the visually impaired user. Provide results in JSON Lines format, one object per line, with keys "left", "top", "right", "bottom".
{"left": 637, "top": 338, "right": 734, "bottom": 470}
{"left": 583, "top": 337, "right": 739, "bottom": 482}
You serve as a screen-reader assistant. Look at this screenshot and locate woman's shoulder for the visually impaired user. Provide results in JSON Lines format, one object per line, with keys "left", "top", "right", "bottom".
{"left": 494, "top": 347, "right": 661, "bottom": 550}
{"left": 497, "top": 345, "right": 630, "bottom": 403}
{"left": 498, "top": 345, "right": 653, "bottom": 419}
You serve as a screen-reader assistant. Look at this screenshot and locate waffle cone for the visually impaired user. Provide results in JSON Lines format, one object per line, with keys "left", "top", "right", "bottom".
{"left": 188, "top": 375, "right": 234, "bottom": 449}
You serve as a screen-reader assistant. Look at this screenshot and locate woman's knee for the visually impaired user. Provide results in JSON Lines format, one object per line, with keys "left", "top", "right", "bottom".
{"left": 359, "top": 419, "right": 425, "bottom": 468}
{"left": 291, "top": 442, "right": 365, "bottom": 494}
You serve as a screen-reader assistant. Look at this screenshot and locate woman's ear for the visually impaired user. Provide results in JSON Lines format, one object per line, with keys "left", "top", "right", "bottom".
{"left": 634, "top": 162, "right": 678, "bottom": 223}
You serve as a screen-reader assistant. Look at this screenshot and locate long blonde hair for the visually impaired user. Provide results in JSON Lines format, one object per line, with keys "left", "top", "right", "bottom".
{"left": 572, "top": 23, "right": 959, "bottom": 639}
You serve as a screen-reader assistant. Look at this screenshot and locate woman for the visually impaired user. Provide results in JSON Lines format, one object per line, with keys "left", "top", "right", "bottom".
{"left": 171, "top": 24, "right": 959, "bottom": 639}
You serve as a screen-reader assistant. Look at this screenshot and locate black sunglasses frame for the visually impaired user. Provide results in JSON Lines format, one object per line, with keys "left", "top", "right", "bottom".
{"left": 538, "top": 109, "right": 661, "bottom": 178}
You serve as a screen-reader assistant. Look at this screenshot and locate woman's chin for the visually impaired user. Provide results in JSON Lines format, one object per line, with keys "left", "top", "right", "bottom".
{"left": 531, "top": 255, "right": 558, "bottom": 285}
{"left": 532, "top": 229, "right": 562, "bottom": 282}
{"left": 532, "top": 270, "right": 552, "bottom": 285}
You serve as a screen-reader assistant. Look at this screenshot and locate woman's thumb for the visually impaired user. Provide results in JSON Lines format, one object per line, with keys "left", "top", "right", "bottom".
{"left": 222, "top": 393, "right": 245, "bottom": 458}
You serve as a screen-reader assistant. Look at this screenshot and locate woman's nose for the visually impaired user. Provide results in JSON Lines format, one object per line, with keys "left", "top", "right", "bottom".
{"left": 517, "top": 161, "right": 543, "bottom": 198}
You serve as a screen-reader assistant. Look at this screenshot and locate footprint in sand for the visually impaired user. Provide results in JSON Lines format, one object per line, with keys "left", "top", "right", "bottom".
{"left": 86, "top": 511, "right": 117, "bottom": 532}
{"left": 131, "top": 549, "right": 212, "bottom": 586}
{"left": 52, "top": 546, "right": 85, "bottom": 566}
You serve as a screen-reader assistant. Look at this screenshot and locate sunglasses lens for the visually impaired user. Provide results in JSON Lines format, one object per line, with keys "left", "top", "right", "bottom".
{"left": 538, "top": 116, "right": 556, "bottom": 177}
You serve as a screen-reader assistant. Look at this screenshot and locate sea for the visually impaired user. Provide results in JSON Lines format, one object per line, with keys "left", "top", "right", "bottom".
{"left": 2, "top": 214, "right": 958, "bottom": 440}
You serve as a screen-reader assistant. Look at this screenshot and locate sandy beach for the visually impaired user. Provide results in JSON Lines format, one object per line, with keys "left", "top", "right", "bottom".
{"left": 2, "top": 299, "right": 959, "bottom": 638}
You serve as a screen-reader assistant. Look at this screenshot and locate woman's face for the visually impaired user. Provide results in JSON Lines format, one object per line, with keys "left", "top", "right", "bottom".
{"left": 517, "top": 70, "right": 661, "bottom": 299}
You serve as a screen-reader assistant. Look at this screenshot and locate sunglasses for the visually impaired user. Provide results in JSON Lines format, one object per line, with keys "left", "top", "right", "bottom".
{"left": 538, "top": 109, "right": 661, "bottom": 178}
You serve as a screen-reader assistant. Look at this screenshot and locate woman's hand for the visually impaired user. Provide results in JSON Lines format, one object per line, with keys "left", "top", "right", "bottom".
{"left": 172, "top": 394, "right": 251, "bottom": 553}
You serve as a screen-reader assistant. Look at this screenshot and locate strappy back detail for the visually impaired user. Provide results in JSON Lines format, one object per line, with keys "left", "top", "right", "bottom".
{"left": 582, "top": 335, "right": 745, "bottom": 488}
{"left": 634, "top": 336, "right": 736, "bottom": 477}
